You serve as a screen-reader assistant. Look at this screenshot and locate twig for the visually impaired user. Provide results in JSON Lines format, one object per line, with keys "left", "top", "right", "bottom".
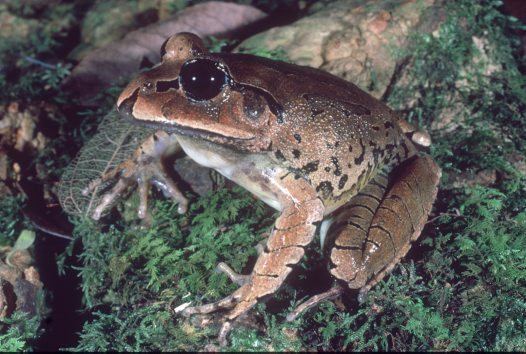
{"left": 426, "top": 211, "right": 465, "bottom": 225}
{"left": 22, "top": 56, "right": 56, "bottom": 70}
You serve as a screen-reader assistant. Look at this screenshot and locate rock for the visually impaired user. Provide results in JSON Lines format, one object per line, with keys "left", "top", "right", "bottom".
{"left": 70, "top": 0, "right": 160, "bottom": 61}
{"left": 0, "top": 250, "right": 44, "bottom": 318}
{"left": 0, "top": 3, "right": 39, "bottom": 42}
{"left": 237, "top": 0, "right": 439, "bottom": 99}
{"left": 451, "top": 169, "right": 497, "bottom": 188}
{"left": 0, "top": 102, "right": 47, "bottom": 154}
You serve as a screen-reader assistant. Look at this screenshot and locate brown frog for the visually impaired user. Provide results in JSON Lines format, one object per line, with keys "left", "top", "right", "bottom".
{"left": 86, "top": 33, "right": 441, "bottom": 345}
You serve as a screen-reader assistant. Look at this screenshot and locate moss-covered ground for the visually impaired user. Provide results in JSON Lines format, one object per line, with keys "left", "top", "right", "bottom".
{"left": 1, "top": 0, "right": 525, "bottom": 351}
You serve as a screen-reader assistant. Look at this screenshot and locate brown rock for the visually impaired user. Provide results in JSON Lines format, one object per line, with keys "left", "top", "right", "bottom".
{"left": 237, "top": 0, "right": 439, "bottom": 99}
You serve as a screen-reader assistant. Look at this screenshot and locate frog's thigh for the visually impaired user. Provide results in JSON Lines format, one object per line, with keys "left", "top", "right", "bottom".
{"left": 329, "top": 155, "right": 440, "bottom": 291}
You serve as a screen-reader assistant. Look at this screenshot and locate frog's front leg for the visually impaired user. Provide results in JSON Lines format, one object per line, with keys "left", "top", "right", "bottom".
{"left": 84, "top": 130, "right": 188, "bottom": 220}
{"left": 181, "top": 172, "right": 325, "bottom": 345}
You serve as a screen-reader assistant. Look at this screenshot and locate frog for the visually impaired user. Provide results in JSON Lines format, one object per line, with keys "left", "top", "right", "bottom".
{"left": 85, "top": 32, "right": 441, "bottom": 346}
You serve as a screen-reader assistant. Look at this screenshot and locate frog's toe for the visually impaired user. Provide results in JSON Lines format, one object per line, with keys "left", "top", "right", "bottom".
{"left": 216, "top": 262, "right": 251, "bottom": 286}
{"left": 150, "top": 165, "right": 188, "bottom": 214}
{"left": 286, "top": 285, "right": 343, "bottom": 322}
{"left": 137, "top": 173, "right": 151, "bottom": 219}
{"left": 181, "top": 292, "right": 240, "bottom": 317}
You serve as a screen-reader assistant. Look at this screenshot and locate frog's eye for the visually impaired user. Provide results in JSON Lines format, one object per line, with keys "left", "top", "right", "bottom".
{"left": 179, "top": 59, "right": 227, "bottom": 101}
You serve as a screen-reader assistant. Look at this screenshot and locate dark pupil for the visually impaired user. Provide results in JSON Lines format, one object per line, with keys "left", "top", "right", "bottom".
{"left": 179, "top": 59, "right": 227, "bottom": 101}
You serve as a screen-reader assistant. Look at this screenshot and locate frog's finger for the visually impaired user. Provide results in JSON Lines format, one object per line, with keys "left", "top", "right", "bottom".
{"left": 82, "top": 159, "right": 135, "bottom": 196}
{"left": 151, "top": 165, "right": 188, "bottom": 214}
{"left": 137, "top": 173, "right": 150, "bottom": 219}
{"left": 92, "top": 178, "right": 132, "bottom": 220}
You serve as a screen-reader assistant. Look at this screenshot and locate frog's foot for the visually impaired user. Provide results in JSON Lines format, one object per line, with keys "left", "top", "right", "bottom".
{"left": 82, "top": 131, "right": 188, "bottom": 220}
{"left": 327, "top": 155, "right": 441, "bottom": 293}
{"left": 179, "top": 284, "right": 258, "bottom": 346}
{"left": 180, "top": 176, "right": 324, "bottom": 346}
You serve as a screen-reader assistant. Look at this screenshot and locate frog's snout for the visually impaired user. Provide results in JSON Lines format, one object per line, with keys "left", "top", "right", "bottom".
{"left": 117, "top": 87, "right": 139, "bottom": 121}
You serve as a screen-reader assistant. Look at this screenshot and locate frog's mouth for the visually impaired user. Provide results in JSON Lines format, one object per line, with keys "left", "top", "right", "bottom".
{"left": 149, "top": 118, "right": 257, "bottom": 142}
{"left": 118, "top": 103, "right": 255, "bottom": 142}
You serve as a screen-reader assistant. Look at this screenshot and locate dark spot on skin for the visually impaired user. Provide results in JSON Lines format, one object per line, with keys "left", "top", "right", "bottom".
{"left": 292, "top": 149, "right": 301, "bottom": 158}
{"left": 338, "top": 174, "right": 348, "bottom": 190}
{"left": 156, "top": 79, "right": 179, "bottom": 92}
{"left": 275, "top": 150, "right": 286, "bottom": 161}
{"left": 348, "top": 104, "right": 371, "bottom": 116}
{"left": 354, "top": 139, "right": 366, "bottom": 165}
{"left": 311, "top": 108, "right": 325, "bottom": 117}
{"left": 288, "top": 160, "right": 320, "bottom": 180}
{"left": 316, "top": 181, "right": 334, "bottom": 198}
{"left": 324, "top": 167, "right": 331, "bottom": 172}
{"left": 302, "top": 161, "right": 319, "bottom": 174}
{"left": 385, "top": 143, "right": 397, "bottom": 156}
{"left": 348, "top": 145, "right": 353, "bottom": 152}
{"left": 335, "top": 141, "right": 340, "bottom": 148}
{"left": 384, "top": 121, "right": 394, "bottom": 129}
{"left": 331, "top": 156, "right": 342, "bottom": 176}
{"left": 293, "top": 133, "right": 302, "bottom": 143}
{"left": 372, "top": 126, "right": 380, "bottom": 131}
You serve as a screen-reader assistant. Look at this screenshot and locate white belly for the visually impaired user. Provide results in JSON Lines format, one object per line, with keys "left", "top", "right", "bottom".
{"left": 176, "top": 135, "right": 283, "bottom": 211}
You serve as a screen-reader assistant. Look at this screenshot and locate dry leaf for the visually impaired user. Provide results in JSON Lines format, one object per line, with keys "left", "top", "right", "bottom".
{"left": 63, "top": 1, "right": 266, "bottom": 102}
{"left": 57, "top": 110, "right": 150, "bottom": 217}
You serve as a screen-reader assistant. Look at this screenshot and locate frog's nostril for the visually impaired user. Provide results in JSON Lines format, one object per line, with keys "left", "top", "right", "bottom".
{"left": 141, "top": 81, "right": 154, "bottom": 93}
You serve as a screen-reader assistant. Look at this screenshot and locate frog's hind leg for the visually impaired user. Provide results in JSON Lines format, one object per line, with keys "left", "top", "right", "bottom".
{"left": 286, "top": 172, "right": 390, "bottom": 321}
{"left": 286, "top": 155, "right": 440, "bottom": 320}
{"left": 331, "top": 154, "right": 440, "bottom": 294}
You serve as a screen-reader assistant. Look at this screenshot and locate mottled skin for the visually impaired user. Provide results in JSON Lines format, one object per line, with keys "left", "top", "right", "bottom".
{"left": 89, "top": 33, "right": 441, "bottom": 345}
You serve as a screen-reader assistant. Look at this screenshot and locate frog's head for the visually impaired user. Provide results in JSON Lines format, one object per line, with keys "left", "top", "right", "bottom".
{"left": 117, "top": 32, "right": 281, "bottom": 152}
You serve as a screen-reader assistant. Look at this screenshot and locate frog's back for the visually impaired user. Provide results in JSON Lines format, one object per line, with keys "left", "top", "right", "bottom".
{"left": 213, "top": 53, "right": 413, "bottom": 212}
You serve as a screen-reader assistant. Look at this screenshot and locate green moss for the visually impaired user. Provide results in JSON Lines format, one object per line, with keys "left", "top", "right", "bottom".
{"left": 0, "top": 195, "right": 27, "bottom": 247}
{"left": 0, "top": 312, "right": 42, "bottom": 351}
{"left": 63, "top": 187, "right": 275, "bottom": 350}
